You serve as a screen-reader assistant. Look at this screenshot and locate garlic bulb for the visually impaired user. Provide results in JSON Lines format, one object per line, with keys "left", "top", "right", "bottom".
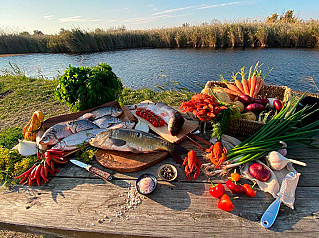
{"left": 266, "top": 151, "right": 307, "bottom": 170}
{"left": 18, "top": 140, "right": 37, "bottom": 156}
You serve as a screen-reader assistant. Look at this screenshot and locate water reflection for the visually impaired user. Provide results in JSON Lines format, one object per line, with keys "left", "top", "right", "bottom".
{"left": 0, "top": 48, "right": 318, "bottom": 93}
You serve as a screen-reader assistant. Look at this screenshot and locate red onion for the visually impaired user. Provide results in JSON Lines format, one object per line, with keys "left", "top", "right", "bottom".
{"left": 254, "top": 98, "right": 269, "bottom": 106}
{"left": 248, "top": 163, "right": 271, "bottom": 182}
{"left": 245, "top": 103, "right": 264, "bottom": 112}
{"left": 273, "top": 100, "right": 283, "bottom": 111}
{"left": 238, "top": 94, "right": 254, "bottom": 105}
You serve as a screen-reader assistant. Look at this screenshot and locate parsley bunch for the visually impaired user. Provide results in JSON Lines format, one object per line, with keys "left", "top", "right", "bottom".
{"left": 55, "top": 63, "right": 123, "bottom": 112}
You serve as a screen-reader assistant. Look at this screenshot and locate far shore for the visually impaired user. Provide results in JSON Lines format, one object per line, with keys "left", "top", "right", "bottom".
{"left": 0, "top": 53, "right": 28, "bottom": 58}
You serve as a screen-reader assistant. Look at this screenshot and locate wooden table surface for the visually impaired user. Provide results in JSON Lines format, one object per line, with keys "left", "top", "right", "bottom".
{"left": 1, "top": 135, "right": 319, "bottom": 238}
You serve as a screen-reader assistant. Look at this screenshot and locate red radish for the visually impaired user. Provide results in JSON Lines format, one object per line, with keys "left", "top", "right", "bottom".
{"left": 254, "top": 98, "right": 269, "bottom": 106}
{"left": 248, "top": 163, "right": 271, "bottom": 182}
{"left": 245, "top": 103, "right": 264, "bottom": 112}
{"left": 273, "top": 100, "right": 283, "bottom": 111}
{"left": 238, "top": 94, "right": 254, "bottom": 105}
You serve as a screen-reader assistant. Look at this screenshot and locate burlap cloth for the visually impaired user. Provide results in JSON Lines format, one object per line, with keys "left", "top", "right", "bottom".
{"left": 213, "top": 134, "right": 300, "bottom": 209}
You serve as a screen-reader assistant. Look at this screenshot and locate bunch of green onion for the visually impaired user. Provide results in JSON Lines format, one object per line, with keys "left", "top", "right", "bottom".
{"left": 216, "top": 95, "right": 319, "bottom": 173}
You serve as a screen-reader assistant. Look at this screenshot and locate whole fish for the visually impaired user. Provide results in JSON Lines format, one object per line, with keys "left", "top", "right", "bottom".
{"left": 67, "top": 119, "right": 99, "bottom": 133}
{"left": 92, "top": 116, "right": 122, "bottom": 128}
{"left": 136, "top": 102, "right": 185, "bottom": 136}
{"left": 79, "top": 106, "right": 123, "bottom": 120}
{"left": 39, "top": 122, "right": 72, "bottom": 145}
{"left": 108, "top": 121, "right": 135, "bottom": 130}
{"left": 89, "top": 128, "right": 175, "bottom": 153}
{"left": 51, "top": 129, "right": 108, "bottom": 151}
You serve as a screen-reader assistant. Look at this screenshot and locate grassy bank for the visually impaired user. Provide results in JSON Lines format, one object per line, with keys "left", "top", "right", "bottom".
{"left": 0, "top": 75, "right": 193, "bottom": 135}
{"left": 1, "top": 21, "right": 319, "bottom": 54}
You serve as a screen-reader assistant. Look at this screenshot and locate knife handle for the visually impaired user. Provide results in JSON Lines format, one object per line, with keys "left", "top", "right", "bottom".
{"left": 88, "top": 166, "right": 112, "bottom": 181}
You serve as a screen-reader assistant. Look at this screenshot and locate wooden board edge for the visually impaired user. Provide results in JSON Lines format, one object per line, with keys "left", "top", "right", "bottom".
{"left": 95, "top": 149, "right": 169, "bottom": 173}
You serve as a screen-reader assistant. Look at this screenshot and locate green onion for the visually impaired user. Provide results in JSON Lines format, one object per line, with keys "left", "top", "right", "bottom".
{"left": 223, "top": 93, "right": 318, "bottom": 168}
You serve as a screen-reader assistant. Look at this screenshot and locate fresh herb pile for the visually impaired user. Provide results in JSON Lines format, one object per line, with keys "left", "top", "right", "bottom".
{"left": 55, "top": 63, "right": 123, "bottom": 112}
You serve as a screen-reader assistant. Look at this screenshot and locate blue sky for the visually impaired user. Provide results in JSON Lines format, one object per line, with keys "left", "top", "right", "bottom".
{"left": 0, "top": 0, "right": 318, "bottom": 34}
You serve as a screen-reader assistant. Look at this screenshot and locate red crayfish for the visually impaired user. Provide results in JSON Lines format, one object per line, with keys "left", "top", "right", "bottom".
{"left": 180, "top": 93, "right": 227, "bottom": 121}
{"left": 207, "top": 141, "right": 227, "bottom": 169}
{"left": 183, "top": 150, "right": 201, "bottom": 181}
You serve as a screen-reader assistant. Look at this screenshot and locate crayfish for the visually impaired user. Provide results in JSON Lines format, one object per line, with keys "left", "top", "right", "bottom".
{"left": 207, "top": 141, "right": 227, "bottom": 169}
{"left": 180, "top": 93, "right": 227, "bottom": 121}
{"left": 183, "top": 150, "right": 201, "bottom": 181}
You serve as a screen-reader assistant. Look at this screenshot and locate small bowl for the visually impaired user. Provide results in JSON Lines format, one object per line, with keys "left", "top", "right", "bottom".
{"left": 157, "top": 164, "right": 178, "bottom": 181}
{"left": 136, "top": 173, "right": 157, "bottom": 195}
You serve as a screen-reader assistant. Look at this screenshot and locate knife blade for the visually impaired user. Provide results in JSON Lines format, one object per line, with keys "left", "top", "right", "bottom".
{"left": 70, "top": 159, "right": 112, "bottom": 181}
{"left": 260, "top": 171, "right": 296, "bottom": 228}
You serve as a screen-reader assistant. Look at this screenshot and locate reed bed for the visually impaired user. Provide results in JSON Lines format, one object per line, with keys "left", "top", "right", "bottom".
{"left": 0, "top": 21, "right": 319, "bottom": 54}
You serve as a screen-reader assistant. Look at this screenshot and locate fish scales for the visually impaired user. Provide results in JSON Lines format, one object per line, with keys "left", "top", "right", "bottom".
{"left": 79, "top": 107, "right": 123, "bottom": 120}
{"left": 108, "top": 121, "right": 135, "bottom": 129}
{"left": 67, "top": 119, "right": 99, "bottom": 133}
{"left": 89, "top": 128, "right": 174, "bottom": 153}
{"left": 52, "top": 129, "right": 108, "bottom": 151}
{"left": 92, "top": 116, "right": 122, "bottom": 128}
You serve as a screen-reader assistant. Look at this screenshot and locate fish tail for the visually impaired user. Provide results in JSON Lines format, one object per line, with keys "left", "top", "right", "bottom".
{"left": 169, "top": 144, "right": 188, "bottom": 165}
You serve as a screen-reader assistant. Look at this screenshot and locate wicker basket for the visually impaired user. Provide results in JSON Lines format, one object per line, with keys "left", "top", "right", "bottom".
{"left": 206, "top": 81, "right": 290, "bottom": 137}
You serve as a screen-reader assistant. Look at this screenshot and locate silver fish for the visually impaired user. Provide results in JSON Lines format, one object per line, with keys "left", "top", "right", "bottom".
{"left": 136, "top": 102, "right": 184, "bottom": 136}
{"left": 92, "top": 116, "right": 122, "bottom": 128}
{"left": 39, "top": 122, "right": 72, "bottom": 145}
{"left": 51, "top": 129, "right": 108, "bottom": 151}
{"left": 89, "top": 128, "right": 175, "bottom": 153}
{"left": 67, "top": 119, "right": 99, "bottom": 133}
{"left": 108, "top": 121, "right": 135, "bottom": 130}
{"left": 80, "top": 107, "right": 123, "bottom": 120}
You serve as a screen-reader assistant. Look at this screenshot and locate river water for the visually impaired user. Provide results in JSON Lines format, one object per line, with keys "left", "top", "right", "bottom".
{"left": 1, "top": 48, "right": 319, "bottom": 93}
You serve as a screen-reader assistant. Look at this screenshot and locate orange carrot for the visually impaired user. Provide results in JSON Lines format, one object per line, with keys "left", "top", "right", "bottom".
{"left": 226, "top": 83, "right": 243, "bottom": 95}
{"left": 249, "top": 76, "right": 257, "bottom": 97}
{"left": 223, "top": 88, "right": 241, "bottom": 97}
{"left": 253, "top": 76, "right": 262, "bottom": 98}
{"left": 247, "top": 77, "right": 251, "bottom": 93}
{"left": 242, "top": 78, "right": 250, "bottom": 95}
{"left": 235, "top": 80, "right": 244, "bottom": 94}
{"left": 254, "top": 79, "right": 264, "bottom": 98}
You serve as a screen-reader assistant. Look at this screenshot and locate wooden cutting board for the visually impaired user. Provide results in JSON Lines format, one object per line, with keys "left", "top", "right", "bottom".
{"left": 131, "top": 100, "right": 198, "bottom": 143}
{"left": 95, "top": 149, "right": 169, "bottom": 172}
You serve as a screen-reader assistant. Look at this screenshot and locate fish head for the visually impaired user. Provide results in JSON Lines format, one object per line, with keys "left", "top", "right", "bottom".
{"left": 112, "top": 108, "right": 123, "bottom": 117}
{"left": 89, "top": 129, "right": 129, "bottom": 149}
{"left": 39, "top": 133, "right": 59, "bottom": 145}
{"left": 89, "top": 130, "right": 112, "bottom": 147}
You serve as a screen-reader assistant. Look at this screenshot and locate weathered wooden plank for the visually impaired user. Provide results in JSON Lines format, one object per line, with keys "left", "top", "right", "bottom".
{"left": 55, "top": 151, "right": 319, "bottom": 187}
{"left": 1, "top": 178, "right": 318, "bottom": 237}
{"left": 49, "top": 131, "right": 319, "bottom": 184}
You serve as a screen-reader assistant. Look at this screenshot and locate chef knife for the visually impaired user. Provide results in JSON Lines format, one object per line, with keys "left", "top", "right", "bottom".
{"left": 70, "top": 159, "right": 112, "bottom": 181}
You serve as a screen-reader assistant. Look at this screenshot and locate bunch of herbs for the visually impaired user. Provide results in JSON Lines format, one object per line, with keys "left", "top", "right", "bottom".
{"left": 55, "top": 63, "right": 123, "bottom": 112}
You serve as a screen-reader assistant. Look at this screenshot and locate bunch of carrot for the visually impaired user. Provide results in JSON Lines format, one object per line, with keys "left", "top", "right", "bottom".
{"left": 220, "top": 62, "right": 272, "bottom": 99}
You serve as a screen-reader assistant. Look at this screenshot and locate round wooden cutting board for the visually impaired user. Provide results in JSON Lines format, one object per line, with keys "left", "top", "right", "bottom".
{"left": 95, "top": 149, "right": 169, "bottom": 172}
